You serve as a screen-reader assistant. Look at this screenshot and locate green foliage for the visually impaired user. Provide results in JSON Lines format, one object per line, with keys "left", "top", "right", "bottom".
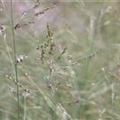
{"left": 0, "top": 0, "right": 120, "bottom": 120}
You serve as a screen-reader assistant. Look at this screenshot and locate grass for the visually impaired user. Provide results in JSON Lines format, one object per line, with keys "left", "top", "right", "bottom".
{"left": 0, "top": 0, "right": 120, "bottom": 120}
{"left": 10, "top": 0, "right": 20, "bottom": 119}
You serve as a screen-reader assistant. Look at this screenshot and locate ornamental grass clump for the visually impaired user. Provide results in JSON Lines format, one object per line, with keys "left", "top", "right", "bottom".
{"left": 0, "top": 0, "right": 120, "bottom": 120}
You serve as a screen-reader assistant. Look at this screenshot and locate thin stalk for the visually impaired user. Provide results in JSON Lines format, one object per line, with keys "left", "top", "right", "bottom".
{"left": 3, "top": 34, "right": 15, "bottom": 75}
{"left": 23, "top": 96, "right": 27, "bottom": 120}
{"left": 10, "top": 0, "right": 20, "bottom": 119}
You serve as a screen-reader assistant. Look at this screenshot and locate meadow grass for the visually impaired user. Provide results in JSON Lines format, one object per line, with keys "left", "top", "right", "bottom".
{"left": 0, "top": 0, "right": 120, "bottom": 120}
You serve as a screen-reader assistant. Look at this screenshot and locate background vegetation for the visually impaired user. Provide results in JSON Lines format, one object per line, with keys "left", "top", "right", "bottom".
{"left": 0, "top": 0, "right": 120, "bottom": 120}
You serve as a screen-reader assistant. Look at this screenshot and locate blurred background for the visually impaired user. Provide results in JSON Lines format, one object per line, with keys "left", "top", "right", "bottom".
{"left": 0, "top": 0, "right": 120, "bottom": 120}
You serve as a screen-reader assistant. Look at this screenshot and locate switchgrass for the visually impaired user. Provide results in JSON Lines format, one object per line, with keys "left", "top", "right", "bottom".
{"left": 0, "top": 0, "right": 120, "bottom": 120}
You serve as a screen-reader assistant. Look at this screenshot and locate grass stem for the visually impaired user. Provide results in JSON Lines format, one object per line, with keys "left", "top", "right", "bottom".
{"left": 10, "top": 0, "right": 20, "bottom": 119}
